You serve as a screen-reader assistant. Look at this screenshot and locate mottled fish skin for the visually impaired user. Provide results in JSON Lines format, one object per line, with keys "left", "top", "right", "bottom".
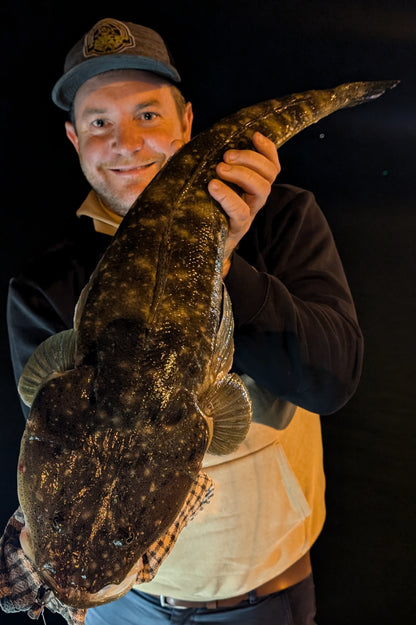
{"left": 17, "top": 81, "right": 397, "bottom": 608}
{"left": 77, "top": 81, "right": 399, "bottom": 360}
{"left": 76, "top": 80, "right": 399, "bottom": 422}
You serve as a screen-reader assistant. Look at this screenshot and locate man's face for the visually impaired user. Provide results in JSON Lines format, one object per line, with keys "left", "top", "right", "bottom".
{"left": 65, "top": 70, "right": 193, "bottom": 216}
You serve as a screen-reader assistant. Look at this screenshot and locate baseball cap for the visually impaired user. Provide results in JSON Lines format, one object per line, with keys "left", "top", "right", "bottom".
{"left": 52, "top": 17, "right": 181, "bottom": 111}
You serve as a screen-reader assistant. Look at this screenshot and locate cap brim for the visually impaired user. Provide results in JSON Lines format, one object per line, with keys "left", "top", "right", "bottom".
{"left": 52, "top": 54, "right": 181, "bottom": 111}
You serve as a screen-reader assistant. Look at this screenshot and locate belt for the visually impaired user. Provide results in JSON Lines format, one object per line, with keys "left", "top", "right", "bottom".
{"left": 149, "top": 551, "right": 312, "bottom": 610}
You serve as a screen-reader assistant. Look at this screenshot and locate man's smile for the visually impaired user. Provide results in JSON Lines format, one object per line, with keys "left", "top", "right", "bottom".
{"left": 108, "top": 162, "right": 157, "bottom": 175}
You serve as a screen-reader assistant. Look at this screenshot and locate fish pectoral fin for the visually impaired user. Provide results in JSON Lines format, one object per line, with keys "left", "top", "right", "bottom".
{"left": 200, "top": 373, "right": 252, "bottom": 456}
{"left": 18, "top": 329, "right": 77, "bottom": 407}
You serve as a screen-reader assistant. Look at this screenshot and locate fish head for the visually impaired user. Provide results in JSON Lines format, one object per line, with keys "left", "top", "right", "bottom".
{"left": 18, "top": 424, "right": 202, "bottom": 607}
{"left": 17, "top": 368, "right": 209, "bottom": 607}
{"left": 18, "top": 432, "right": 148, "bottom": 606}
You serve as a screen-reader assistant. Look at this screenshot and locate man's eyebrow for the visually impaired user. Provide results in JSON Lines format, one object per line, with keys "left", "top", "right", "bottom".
{"left": 81, "top": 107, "right": 107, "bottom": 119}
{"left": 134, "top": 98, "right": 162, "bottom": 111}
{"left": 80, "top": 99, "right": 162, "bottom": 119}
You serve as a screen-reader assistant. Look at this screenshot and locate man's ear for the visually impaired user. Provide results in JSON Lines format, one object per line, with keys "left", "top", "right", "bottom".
{"left": 183, "top": 101, "right": 194, "bottom": 142}
{"left": 65, "top": 121, "right": 80, "bottom": 154}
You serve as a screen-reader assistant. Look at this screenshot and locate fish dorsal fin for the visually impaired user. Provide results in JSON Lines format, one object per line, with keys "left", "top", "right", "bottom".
{"left": 74, "top": 283, "right": 91, "bottom": 329}
{"left": 200, "top": 373, "right": 252, "bottom": 456}
{"left": 197, "top": 286, "right": 251, "bottom": 455}
{"left": 18, "top": 329, "right": 77, "bottom": 407}
{"left": 210, "top": 286, "right": 234, "bottom": 383}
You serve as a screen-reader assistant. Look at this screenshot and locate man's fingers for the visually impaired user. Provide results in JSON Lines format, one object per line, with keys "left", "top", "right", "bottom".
{"left": 215, "top": 162, "right": 271, "bottom": 212}
{"left": 222, "top": 132, "right": 280, "bottom": 183}
{"left": 208, "top": 179, "right": 250, "bottom": 228}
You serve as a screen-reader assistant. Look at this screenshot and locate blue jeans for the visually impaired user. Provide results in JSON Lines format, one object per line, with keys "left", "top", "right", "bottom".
{"left": 85, "top": 574, "right": 317, "bottom": 624}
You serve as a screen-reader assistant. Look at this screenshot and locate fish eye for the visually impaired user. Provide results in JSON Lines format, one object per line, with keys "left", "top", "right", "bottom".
{"left": 113, "top": 529, "right": 135, "bottom": 547}
{"left": 52, "top": 513, "right": 63, "bottom": 533}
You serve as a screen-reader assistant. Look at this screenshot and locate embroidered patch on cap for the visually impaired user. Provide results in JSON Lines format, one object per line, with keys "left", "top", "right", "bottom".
{"left": 83, "top": 18, "right": 135, "bottom": 57}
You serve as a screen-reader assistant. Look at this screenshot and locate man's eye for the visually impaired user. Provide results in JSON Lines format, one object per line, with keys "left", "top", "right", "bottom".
{"left": 141, "top": 112, "right": 157, "bottom": 121}
{"left": 92, "top": 119, "right": 106, "bottom": 128}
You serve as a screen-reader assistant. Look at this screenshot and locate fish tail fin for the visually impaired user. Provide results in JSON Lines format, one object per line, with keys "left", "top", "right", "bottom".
{"left": 263, "top": 80, "right": 400, "bottom": 147}
{"left": 18, "top": 329, "right": 77, "bottom": 407}
{"left": 332, "top": 80, "right": 400, "bottom": 109}
{"left": 201, "top": 373, "right": 252, "bottom": 456}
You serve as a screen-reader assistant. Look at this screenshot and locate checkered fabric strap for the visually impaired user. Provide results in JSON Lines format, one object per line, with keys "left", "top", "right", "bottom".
{"left": 136, "top": 471, "right": 214, "bottom": 583}
{"left": 0, "top": 507, "right": 86, "bottom": 624}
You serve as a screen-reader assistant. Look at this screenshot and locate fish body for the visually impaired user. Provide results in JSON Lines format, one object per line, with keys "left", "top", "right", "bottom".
{"left": 17, "top": 80, "right": 397, "bottom": 608}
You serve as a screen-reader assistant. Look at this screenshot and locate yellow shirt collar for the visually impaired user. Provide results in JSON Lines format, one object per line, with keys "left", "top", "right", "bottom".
{"left": 76, "top": 190, "right": 123, "bottom": 236}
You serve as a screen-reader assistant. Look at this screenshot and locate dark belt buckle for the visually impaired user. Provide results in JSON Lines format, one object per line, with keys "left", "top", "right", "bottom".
{"left": 160, "top": 595, "right": 187, "bottom": 610}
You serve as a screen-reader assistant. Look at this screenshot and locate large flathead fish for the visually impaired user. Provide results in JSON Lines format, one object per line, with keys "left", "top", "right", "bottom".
{"left": 17, "top": 80, "right": 396, "bottom": 608}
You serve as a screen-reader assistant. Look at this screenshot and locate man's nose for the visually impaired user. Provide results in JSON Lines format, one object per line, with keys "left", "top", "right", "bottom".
{"left": 112, "top": 122, "right": 144, "bottom": 154}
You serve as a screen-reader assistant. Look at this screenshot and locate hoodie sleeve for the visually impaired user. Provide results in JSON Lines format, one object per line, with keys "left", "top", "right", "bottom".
{"left": 224, "top": 184, "right": 363, "bottom": 415}
{"left": 7, "top": 225, "right": 110, "bottom": 419}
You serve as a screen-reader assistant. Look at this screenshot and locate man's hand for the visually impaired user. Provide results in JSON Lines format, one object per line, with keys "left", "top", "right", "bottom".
{"left": 207, "top": 132, "right": 281, "bottom": 276}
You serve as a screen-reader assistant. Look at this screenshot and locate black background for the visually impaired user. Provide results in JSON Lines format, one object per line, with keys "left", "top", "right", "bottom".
{"left": 1, "top": 1, "right": 415, "bottom": 623}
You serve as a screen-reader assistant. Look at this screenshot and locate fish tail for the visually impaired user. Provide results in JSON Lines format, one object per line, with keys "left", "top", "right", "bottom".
{"left": 332, "top": 80, "right": 399, "bottom": 109}
{"left": 211, "top": 80, "right": 399, "bottom": 151}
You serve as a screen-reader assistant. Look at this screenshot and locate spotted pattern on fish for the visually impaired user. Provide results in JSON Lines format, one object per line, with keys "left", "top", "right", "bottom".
{"left": 16, "top": 80, "right": 397, "bottom": 608}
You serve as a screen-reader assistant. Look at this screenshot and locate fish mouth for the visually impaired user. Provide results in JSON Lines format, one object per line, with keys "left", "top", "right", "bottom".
{"left": 22, "top": 522, "right": 139, "bottom": 608}
{"left": 41, "top": 568, "right": 138, "bottom": 608}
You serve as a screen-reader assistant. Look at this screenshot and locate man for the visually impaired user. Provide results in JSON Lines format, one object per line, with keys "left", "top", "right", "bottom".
{"left": 6, "top": 17, "right": 363, "bottom": 625}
